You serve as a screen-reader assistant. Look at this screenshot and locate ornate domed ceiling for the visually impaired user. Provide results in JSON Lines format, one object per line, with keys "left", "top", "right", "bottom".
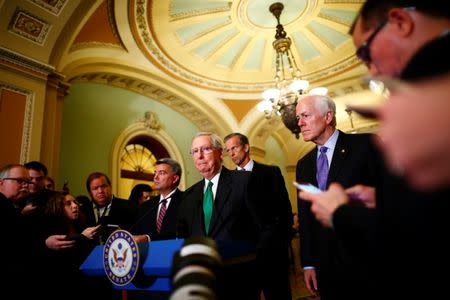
{"left": 0, "top": 0, "right": 377, "bottom": 156}
{"left": 133, "top": 0, "right": 365, "bottom": 93}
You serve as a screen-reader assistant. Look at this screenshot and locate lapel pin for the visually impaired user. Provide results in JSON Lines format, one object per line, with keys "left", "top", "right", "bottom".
{"left": 341, "top": 149, "right": 345, "bottom": 153}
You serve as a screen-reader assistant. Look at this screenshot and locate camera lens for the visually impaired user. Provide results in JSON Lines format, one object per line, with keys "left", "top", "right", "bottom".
{"left": 170, "top": 237, "right": 222, "bottom": 300}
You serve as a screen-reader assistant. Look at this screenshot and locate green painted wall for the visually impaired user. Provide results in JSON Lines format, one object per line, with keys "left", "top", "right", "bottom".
{"left": 58, "top": 82, "right": 201, "bottom": 197}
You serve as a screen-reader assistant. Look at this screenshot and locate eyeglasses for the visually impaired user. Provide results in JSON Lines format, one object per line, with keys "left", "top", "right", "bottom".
{"left": 190, "top": 146, "right": 215, "bottom": 156}
{"left": 1, "top": 177, "right": 31, "bottom": 185}
{"left": 356, "top": 19, "right": 387, "bottom": 66}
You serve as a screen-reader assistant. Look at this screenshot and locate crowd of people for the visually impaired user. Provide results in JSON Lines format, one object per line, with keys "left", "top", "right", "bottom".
{"left": 2, "top": 1, "right": 448, "bottom": 299}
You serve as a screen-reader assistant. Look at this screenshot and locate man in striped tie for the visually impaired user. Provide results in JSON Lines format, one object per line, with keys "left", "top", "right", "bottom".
{"left": 133, "top": 158, "right": 183, "bottom": 242}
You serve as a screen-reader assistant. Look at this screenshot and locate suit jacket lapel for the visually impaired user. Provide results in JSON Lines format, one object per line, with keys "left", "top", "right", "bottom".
{"left": 328, "top": 131, "right": 349, "bottom": 184}
{"left": 208, "top": 168, "right": 232, "bottom": 236}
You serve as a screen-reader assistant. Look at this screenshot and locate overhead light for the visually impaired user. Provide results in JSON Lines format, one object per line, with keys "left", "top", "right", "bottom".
{"left": 257, "top": 2, "right": 327, "bottom": 138}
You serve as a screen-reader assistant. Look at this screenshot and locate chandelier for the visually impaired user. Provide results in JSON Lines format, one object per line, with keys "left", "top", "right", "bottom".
{"left": 257, "top": 2, "right": 327, "bottom": 138}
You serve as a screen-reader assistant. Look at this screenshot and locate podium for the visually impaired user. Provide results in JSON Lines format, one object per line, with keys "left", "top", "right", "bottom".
{"left": 80, "top": 238, "right": 255, "bottom": 292}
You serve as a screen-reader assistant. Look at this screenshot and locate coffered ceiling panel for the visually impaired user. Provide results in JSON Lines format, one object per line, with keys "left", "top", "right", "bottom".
{"left": 131, "top": 0, "right": 365, "bottom": 93}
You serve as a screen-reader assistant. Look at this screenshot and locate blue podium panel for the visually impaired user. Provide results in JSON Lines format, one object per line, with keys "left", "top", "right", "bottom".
{"left": 80, "top": 239, "right": 185, "bottom": 277}
{"left": 80, "top": 238, "right": 255, "bottom": 292}
{"left": 142, "top": 239, "right": 185, "bottom": 276}
{"left": 80, "top": 239, "right": 185, "bottom": 291}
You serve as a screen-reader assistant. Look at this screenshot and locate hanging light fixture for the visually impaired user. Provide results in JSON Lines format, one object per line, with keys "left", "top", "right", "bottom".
{"left": 257, "top": 2, "right": 327, "bottom": 138}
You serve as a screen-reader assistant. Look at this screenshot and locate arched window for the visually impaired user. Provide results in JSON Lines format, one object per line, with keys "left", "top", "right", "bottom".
{"left": 118, "top": 135, "right": 170, "bottom": 199}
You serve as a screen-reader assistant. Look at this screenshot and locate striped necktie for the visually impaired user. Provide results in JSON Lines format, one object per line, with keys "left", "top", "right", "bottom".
{"left": 156, "top": 199, "right": 167, "bottom": 234}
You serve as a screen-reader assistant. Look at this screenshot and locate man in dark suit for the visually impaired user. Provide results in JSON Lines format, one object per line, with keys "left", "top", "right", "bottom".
{"left": 84, "top": 172, "right": 138, "bottom": 244}
{"left": 224, "top": 132, "right": 292, "bottom": 300}
{"left": 298, "top": 2, "right": 450, "bottom": 299}
{"left": 133, "top": 158, "right": 183, "bottom": 242}
{"left": 177, "top": 132, "right": 262, "bottom": 300}
{"left": 295, "top": 94, "right": 381, "bottom": 300}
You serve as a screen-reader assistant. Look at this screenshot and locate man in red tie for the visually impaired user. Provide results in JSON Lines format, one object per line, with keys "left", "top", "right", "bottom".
{"left": 133, "top": 158, "right": 183, "bottom": 242}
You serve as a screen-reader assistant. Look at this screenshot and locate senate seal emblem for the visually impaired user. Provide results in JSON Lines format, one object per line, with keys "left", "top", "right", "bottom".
{"left": 103, "top": 230, "right": 139, "bottom": 286}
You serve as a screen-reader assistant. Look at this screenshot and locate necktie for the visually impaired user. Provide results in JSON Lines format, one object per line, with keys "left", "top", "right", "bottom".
{"left": 156, "top": 199, "right": 167, "bottom": 234}
{"left": 203, "top": 181, "right": 214, "bottom": 233}
{"left": 317, "top": 146, "right": 329, "bottom": 190}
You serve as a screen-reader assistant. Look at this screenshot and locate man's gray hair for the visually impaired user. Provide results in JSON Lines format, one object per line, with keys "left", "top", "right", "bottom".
{"left": 313, "top": 95, "right": 337, "bottom": 127}
{"left": 194, "top": 132, "right": 223, "bottom": 150}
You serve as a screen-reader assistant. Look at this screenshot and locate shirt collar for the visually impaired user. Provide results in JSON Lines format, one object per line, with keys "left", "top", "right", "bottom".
{"left": 319, "top": 129, "right": 339, "bottom": 153}
{"left": 239, "top": 159, "right": 254, "bottom": 171}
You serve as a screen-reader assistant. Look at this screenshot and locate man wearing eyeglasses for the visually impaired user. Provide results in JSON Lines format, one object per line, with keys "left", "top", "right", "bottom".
{"left": 0, "top": 164, "right": 34, "bottom": 297}
{"left": 352, "top": 1, "right": 449, "bottom": 79}
{"left": 177, "top": 132, "right": 262, "bottom": 300}
{"left": 299, "top": 1, "right": 450, "bottom": 299}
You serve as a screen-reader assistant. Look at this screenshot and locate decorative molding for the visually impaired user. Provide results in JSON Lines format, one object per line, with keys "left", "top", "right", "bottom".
{"left": 169, "top": 2, "right": 232, "bottom": 21}
{"left": 70, "top": 72, "right": 218, "bottom": 133}
{"left": 0, "top": 46, "right": 55, "bottom": 75}
{"left": 137, "top": 111, "right": 161, "bottom": 131}
{"left": 131, "top": 0, "right": 362, "bottom": 92}
{"left": 69, "top": 41, "right": 125, "bottom": 52}
{"left": 8, "top": 8, "right": 51, "bottom": 45}
{"left": 28, "top": 0, "right": 68, "bottom": 16}
{"left": 0, "top": 82, "right": 34, "bottom": 164}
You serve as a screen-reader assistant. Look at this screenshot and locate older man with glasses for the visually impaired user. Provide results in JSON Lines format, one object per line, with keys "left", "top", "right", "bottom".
{"left": 177, "top": 132, "right": 264, "bottom": 300}
{"left": 0, "top": 164, "right": 35, "bottom": 297}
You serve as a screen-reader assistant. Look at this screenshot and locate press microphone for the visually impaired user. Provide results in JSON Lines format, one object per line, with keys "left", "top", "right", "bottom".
{"left": 128, "top": 198, "right": 163, "bottom": 233}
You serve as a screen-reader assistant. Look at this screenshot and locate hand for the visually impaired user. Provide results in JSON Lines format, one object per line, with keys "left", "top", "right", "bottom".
{"left": 81, "top": 224, "right": 102, "bottom": 240}
{"left": 45, "top": 235, "right": 75, "bottom": 250}
{"left": 133, "top": 235, "right": 150, "bottom": 243}
{"left": 345, "top": 184, "right": 376, "bottom": 208}
{"left": 299, "top": 183, "right": 348, "bottom": 228}
{"left": 21, "top": 203, "right": 36, "bottom": 215}
{"left": 303, "top": 268, "right": 318, "bottom": 296}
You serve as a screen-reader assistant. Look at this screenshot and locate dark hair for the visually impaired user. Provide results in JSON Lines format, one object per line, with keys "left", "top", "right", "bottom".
{"left": 223, "top": 132, "right": 249, "bottom": 146}
{"left": 356, "top": 0, "right": 450, "bottom": 31}
{"left": 24, "top": 161, "right": 48, "bottom": 176}
{"left": 156, "top": 158, "right": 182, "bottom": 179}
{"left": 44, "top": 191, "right": 67, "bottom": 217}
{"left": 128, "top": 184, "right": 153, "bottom": 205}
{"left": 85, "top": 172, "right": 111, "bottom": 193}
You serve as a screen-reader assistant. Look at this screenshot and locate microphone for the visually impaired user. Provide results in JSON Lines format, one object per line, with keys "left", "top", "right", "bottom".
{"left": 128, "top": 198, "right": 164, "bottom": 234}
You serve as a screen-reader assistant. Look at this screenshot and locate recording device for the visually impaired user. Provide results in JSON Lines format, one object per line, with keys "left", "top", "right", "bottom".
{"left": 65, "top": 234, "right": 84, "bottom": 241}
{"left": 293, "top": 181, "right": 322, "bottom": 194}
{"left": 169, "top": 237, "right": 223, "bottom": 300}
{"left": 96, "top": 216, "right": 120, "bottom": 243}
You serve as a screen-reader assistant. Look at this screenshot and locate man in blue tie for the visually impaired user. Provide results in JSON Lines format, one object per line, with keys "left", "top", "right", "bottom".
{"left": 295, "top": 94, "right": 382, "bottom": 300}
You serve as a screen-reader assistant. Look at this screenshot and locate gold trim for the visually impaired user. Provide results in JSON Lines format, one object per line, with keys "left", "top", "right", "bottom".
{"left": 0, "top": 82, "right": 33, "bottom": 163}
